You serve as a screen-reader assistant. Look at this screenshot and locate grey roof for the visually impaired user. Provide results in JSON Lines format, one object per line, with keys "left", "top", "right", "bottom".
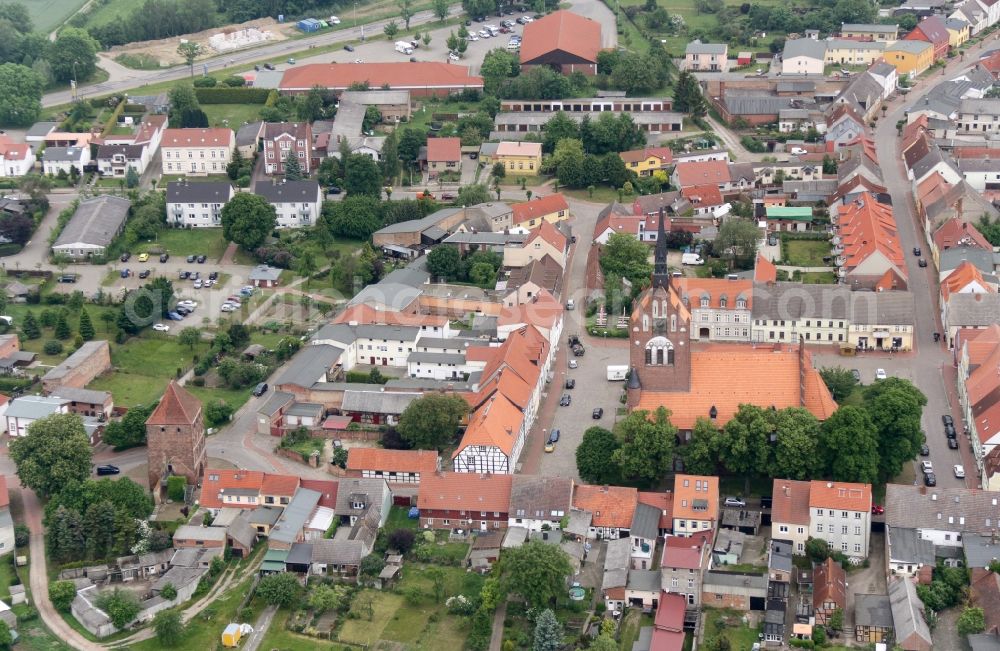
{"left": 502, "top": 526, "right": 529, "bottom": 549}
{"left": 53, "top": 196, "right": 130, "bottom": 249}
{"left": 375, "top": 208, "right": 463, "bottom": 235}
{"left": 257, "top": 391, "right": 294, "bottom": 416}
{"left": 783, "top": 38, "right": 827, "bottom": 60}
{"left": 384, "top": 377, "right": 475, "bottom": 391}
{"left": 26, "top": 121, "right": 58, "bottom": 138}
{"left": 166, "top": 181, "right": 234, "bottom": 204}
{"left": 42, "top": 146, "right": 87, "bottom": 162}
{"left": 604, "top": 538, "right": 631, "bottom": 571}
{"left": 255, "top": 180, "right": 321, "bottom": 204}
{"left": 686, "top": 40, "right": 727, "bottom": 55}
{"left": 407, "top": 351, "right": 466, "bottom": 365}
{"left": 274, "top": 344, "right": 344, "bottom": 388}
{"left": 842, "top": 23, "right": 898, "bottom": 32}
{"left": 946, "top": 292, "right": 1000, "bottom": 328}
{"left": 334, "top": 478, "right": 390, "bottom": 518}
{"left": 173, "top": 525, "right": 226, "bottom": 542}
{"left": 776, "top": 81, "right": 816, "bottom": 93}
{"left": 508, "top": 475, "right": 573, "bottom": 521}
{"left": 236, "top": 121, "right": 263, "bottom": 148}
{"left": 886, "top": 484, "right": 1000, "bottom": 534}
{"left": 750, "top": 283, "right": 915, "bottom": 325}
{"left": 443, "top": 231, "right": 525, "bottom": 246}
{"left": 962, "top": 532, "right": 1000, "bottom": 570}
{"left": 311, "top": 538, "right": 365, "bottom": 566}
{"left": 247, "top": 505, "right": 283, "bottom": 527}
{"left": 603, "top": 568, "right": 628, "bottom": 590}
{"left": 5, "top": 395, "right": 67, "bottom": 420}
{"left": 855, "top": 594, "right": 893, "bottom": 628}
{"left": 48, "top": 386, "right": 110, "bottom": 405}
{"left": 703, "top": 570, "right": 768, "bottom": 590}
{"left": 939, "top": 246, "right": 996, "bottom": 275}
{"left": 629, "top": 503, "right": 661, "bottom": 541}
{"left": 226, "top": 515, "right": 257, "bottom": 549}
{"left": 153, "top": 566, "right": 207, "bottom": 593}
{"left": 565, "top": 508, "right": 592, "bottom": 537}
{"left": 340, "top": 89, "right": 410, "bottom": 106}
{"left": 888, "top": 576, "right": 931, "bottom": 646}
{"left": 249, "top": 264, "right": 282, "bottom": 281}
{"left": 970, "top": 635, "right": 1000, "bottom": 651}
{"left": 42, "top": 341, "right": 109, "bottom": 384}
{"left": 769, "top": 539, "right": 793, "bottom": 573}
{"left": 627, "top": 569, "right": 660, "bottom": 592}
{"left": 887, "top": 526, "right": 935, "bottom": 565}
{"left": 96, "top": 143, "right": 145, "bottom": 160}
{"left": 252, "top": 69, "right": 284, "bottom": 89}
{"left": 285, "top": 542, "right": 314, "bottom": 565}
{"left": 341, "top": 390, "right": 420, "bottom": 415}
{"left": 269, "top": 488, "right": 322, "bottom": 545}
{"left": 285, "top": 402, "right": 323, "bottom": 417}
{"left": 911, "top": 148, "right": 954, "bottom": 183}
{"left": 722, "top": 92, "right": 807, "bottom": 116}
{"left": 170, "top": 546, "right": 223, "bottom": 568}
{"left": 957, "top": 158, "right": 1000, "bottom": 174}
{"left": 347, "top": 268, "right": 428, "bottom": 310}
{"left": 959, "top": 98, "right": 1000, "bottom": 116}
{"left": 889, "top": 40, "right": 932, "bottom": 54}
{"left": 210, "top": 508, "right": 241, "bottom": 528}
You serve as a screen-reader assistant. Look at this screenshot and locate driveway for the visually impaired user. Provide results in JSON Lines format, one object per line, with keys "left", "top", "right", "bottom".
{"left": 843, "top": 531, "right": 886, "bottom": 633}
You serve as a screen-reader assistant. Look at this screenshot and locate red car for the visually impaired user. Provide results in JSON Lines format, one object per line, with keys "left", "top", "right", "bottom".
{"left": 871, "top": 504, "right": 884, "bottom": 515}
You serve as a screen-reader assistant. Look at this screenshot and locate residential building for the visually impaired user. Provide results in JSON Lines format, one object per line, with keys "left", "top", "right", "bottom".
{"left": 41, "top": 340, "right": 111, "bottom": 392}
{"left": 771, "top": 479, "right": 811, "bottom": 554}
{"left": 5, "top": 395, "right": 68, "bottom": 437}
{"left": 945, "top": 17, "right": 971, "bottom": 48}
{"left": 0, "top": 135, "right": 35, "bottom": 177}
{"left": 494, "top": 141, "right": 542, "bottom": 176}
{"left": 672, "top": 474, "right": 719, "bottom": 536}
{"left": 48, "top": 386, "right": 113, "bottom": 420}
{"left": 684, "top": 40, "right": 729, "bottom": 71}
{"left": 278, "top": 62, "right": 484, "bottom": 97}
{"left": 503, "top": 254, "right": 562, "bottom": 305}
{"left": 166, "top": 181, "right": 234, "bottom": 228}
{"left": 956, "top": 98, "right": 1000, "bottom": 134}
{"left": 841, "top": 23, "right": 900, "bottom": 42}
{"left": 886, "top": 526, "right": 935, "bottom": 578}
{"left": 781, "top": 39, "right": 827, "bottom": 75}
{"left": 0, "top": 477, "right": 12, "bottom": 554}
{"left": 96, "top": 144, "right": 148, "bottom": 178}
{"left": 416, "top": 472, "right": 512, "bottom": 531}
{"left": 813, "top": 557, "right": 847, "bottom": 625}
{"left": 855, "top": 593, "right": 893, "bottom": 644}
{"left": 660, "top": 531, "right": 712, "bottom": 607}
{"left": 905, "top": 15, "right": 951, "bottom": 61}
{"left": 823, "top": 39, "right": 887, "bottom": 67}
{"left": 671, "top": 160, "right": 731, "bottom": 191}
{"left": 519, "top": 10, "right": 601, "bottom": 76}
{"left": 41, "top": 146, "right": 89, "bottom": 176}
{"left": 836, "top": 193, "right": 907, "bottom": 290}
{"left": 630, "top": 502, "right": 661, "bottom": 569}
{"left": 884, "top": 484, "right": 1000, "bottom": 548}
{"left": 503, "top": 220, "right": 568, "bottom": 269}
{"left": 573, "top": 484, "right": 638, "bottom": 539}
{"left": 507, "top": 475, "right": 573, "bottom": 532}
{"left": 51, "top": 196, "right": 131, "bottom": 260}
{"left": 256, "top": 180, "right": 322, "bottom": 228}
{"left": 888, "top": 576, "right": 933, "bottom": 651}
{"left": 944, "top": 292, "right": 1000, "bottom": 349}
{"left": 885, "top": 40, "right": 934, "bottom": 77}
{"left": 649, "top": 593, "right": 687, "bottom": 651}
{"left": 344, "top": 448, "right": 439, "bottom": 484}
{"left": 426, "top": 137, "right": 461, "bottom": 178}
{"left": 511, "top": 194, "right": 569, "bottom": 229}
{"left": 173, "top": 525, "right": 226, "bottom": 549}
{"left": 619, "top": 147, "right": 673, "bottom": 177}
{"left": 262, "top": 122, "right": 313, "bottom": 175}
{"left": 671, "top": 276, "right": 752, "bottom": 342}
{"left": 160, "top": 128, "right": 235, "bottom": 175}
{"left": 146, "top": 381, "right": 206, "bottom": 499}
{"left": 809, "top": 480, "right": 872, "bottom": 559}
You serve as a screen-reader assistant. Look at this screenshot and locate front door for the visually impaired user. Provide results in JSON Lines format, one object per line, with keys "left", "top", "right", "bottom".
{"left": 480, "top": 521, "right": 487, "bottom": 531}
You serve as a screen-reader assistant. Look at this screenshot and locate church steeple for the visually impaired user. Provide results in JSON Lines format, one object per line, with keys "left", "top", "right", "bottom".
{"left": 652, "top": 207, "right": 669, "bottom": 288}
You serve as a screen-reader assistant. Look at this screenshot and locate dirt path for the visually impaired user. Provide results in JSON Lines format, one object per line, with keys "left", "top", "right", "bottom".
{"left": 21, "top": 487, "right": 105, "bottom": 651}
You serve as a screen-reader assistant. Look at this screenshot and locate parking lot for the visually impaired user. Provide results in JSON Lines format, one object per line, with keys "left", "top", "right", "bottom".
{"left": 538, "top": 336, "right": 629, "bottom": 479}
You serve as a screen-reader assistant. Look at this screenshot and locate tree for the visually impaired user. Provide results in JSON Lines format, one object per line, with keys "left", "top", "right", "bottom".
{"left": 433, "top": 0, "right": 449, "bottom": 20}
{"left": 344, "top": 153, "right": 383, "bottom": 197}
{"left": 160, "top": 583, "right": 177, "bottom": 601}
{"left": 456, "top": 184, "right": 490, "bottom": 206}
{"left": 0, "top": 63, "right": 42, "bottom": 127}
{"left": 480, "top": 48, "right": 518, "bottom": 95}
{"left": 398, "top": 127, "right": 427, "bottom": 165}
{"left": 296, "top": 86, "right": 327, "bottom": 122}
{"left": 600, "top": 233, "right": 652, "bottom": 288}
{"left": 168, "top": 83, "right": 199, "bottom": 117}
{"left": 0, "top": 620, "right": 12, "bottom": 650}
{"left": 283, "top": 154, "right": 303, "bottom": 181}
{"left": 78, "top": 309, "right": 95, "bottom": 341}
{"left": 204, "top": 400, "right": 233, "bottom": 427}
{"left": 491, "top": 161, "right": 506, "bottom": 180}
{"left": 819, "top": 367, "right": 858, "bottom": 402}
{"left": 20, "top": 310, "right": 39, "bottom": 339}
{"left": 296, "top": 249, "right": 318, "bottom": 288}
{"left": 380, "top": 130, "right": 401, "bottom": 182}
{"left": 398, "top": 0, "right": 414, "bottom": 28}
{"left": 576, "top": 427, "right": 621, "bottom": 484}
{"left": 589, "top": 635, "right": 618, "bottom": 651}
{"left": 388, "top": 528, "right": 416, "bottom": 553}
{"left": 83, "top": 500, "right": 117, "bottom": 559}
{"left": 360, "top": 553, "right": 385, "bottom": 577}
{"left": 54, "top": 312, "right": 71, "bottom": 340}
{"left": 48, "top": 27, "right": 99, "bottom": 83}
{"left": 97, "top": 588, "right": 141, "bottom": 629}
{"left": 863, "top": 378, "right": 927, "bottom": 481}
{"left": 426, "top": 245, "right": 462, "bottom": 281}
{"left": 221, "top": 193, "right": 276, "bottom": 251}
{"left": 308, "top": 584, "right": 346, "bottom": 612}
{"left": 541, "top": 112, "right": 581, "bottom": 153}
{"left": 680, "top": 417, "right": 721, "bottom": 476}
{"left": 958, "top": 607, "right": 985, "bottom": 635}
{"left": 397, "top": 393, "right": 468, "bottom": 449}
{"left": 49, "top": 580, "right": 77, "bottom": 611}
{"left": 321, "top": 195, "right": 382, "bottom": 239}
{"left": 674, "top": 70, "right": 707, "bottom": 117}
{"left": 153, "top": 610, "right": 184, "bottom": 647}
{"left": 384, "top": 19, "right": 400, "bottom": 38}
{"left": 818, "top": 406, "right": 879, "bottom": 483}
{"left": 178, "top": 327, "right": 201, "bottom": 350}
{"left": 498, "top": 541, "right": 573, "bottom": 609}
{"left": 719, "top": 405, "right": 772, "bottom": 479}
{"left": 612, "top": 407, "right": 676, "bottom": 486}
{"left": 610, "top": 52, "right": 662, "bottom": 95}
{"left": 101, "top": 403, "right": 154, "bottom": 450}
{"left": 446, "top": 31, "right": 459, "bottom": 53}
{"left": 176, "top": 40, "right": 201, "bottom": 79}
{"left": 257, "top": 572, "right": 301, "bottom": 607}
{"left": 532, "top": 609, "right": 563, "bottom": 651}
{"left": 9, "top": 413, "right": 91, "bottom": 498}
{"left": 715, "top": 219, "right": 762, "bottom": 269}
{"left": 770, "top": 407, "right": 820, "bottom": 480}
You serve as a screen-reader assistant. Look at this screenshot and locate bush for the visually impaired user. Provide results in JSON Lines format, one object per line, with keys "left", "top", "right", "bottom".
{"left": 43, "top": 340, "right": 63, "bottom": 355}
{"left": 14, "top": 524, "right": 28, "bottom": 548}
{"left": 49, "top": 581, "right": 76, "bottom": 611}
{"left": 193, "top": 77, "right": 217, "bottom": 88}
{"left": 159, "top": 582, "right": 177, "bottom": 601}
{"left": 166, "top": 476, "right": 186, "bottom": 502}
{"left": 194, "top": 87, "right": 270, "bottom": 104}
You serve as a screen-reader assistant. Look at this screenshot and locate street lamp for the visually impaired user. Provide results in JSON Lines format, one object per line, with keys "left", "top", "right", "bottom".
{"left": 71, "top": 60, "right": 79, "bottom": 101}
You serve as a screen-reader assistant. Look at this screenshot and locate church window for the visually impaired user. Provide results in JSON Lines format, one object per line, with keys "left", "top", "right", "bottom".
{"left": 652, "top": 301, "right": 658, "bottom": 318}
{"left": 642, "top": 315, "right": 650, "bottom": 331}
{"left": 645, "top": 336, "right": 675, "bottom": 366}
{"left": 670, "top": 314, "right": 677, "bottom": 332}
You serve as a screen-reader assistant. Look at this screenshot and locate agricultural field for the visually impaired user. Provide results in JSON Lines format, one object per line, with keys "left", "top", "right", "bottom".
{"left": 24, "top": 0, "right": 87, "bottom": 33}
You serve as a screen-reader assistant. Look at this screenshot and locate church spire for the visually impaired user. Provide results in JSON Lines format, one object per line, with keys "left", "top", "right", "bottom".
{"left": 652, "top": 207, "right": 669, "bottom": 288}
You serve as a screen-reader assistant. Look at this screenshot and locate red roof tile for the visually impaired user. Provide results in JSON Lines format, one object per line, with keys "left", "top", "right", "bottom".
{"left": 933, "top": 217, "right": 992, "bottom": 251}
{"left": 771, "top": 479, "right": 811, "bottom": 526}
{"left": 519, "top": 10, "right": 601, "bottom": 65}
{"left": 426, "top": 137, "right": 461, "bottom": 163}
{"left": 260, "top": 474, "right": 300, "bottom": 496}
{"left": 512, "top": 194, "right": 569, "bottom": 224}
{"left": 619, "top": 147, "right": 673, "bottom": 165}
{"left": 650, "top": 592, "right": 687, "bottom": 651}
{"left": 279, "top": 62, "right": 483, "bottom": 92}
{"left": 941, "top": 261, "right": 993, "bottom": 300}
{"left": 638, "top": 491, "right": 673, "bottom": 530}
{"left": 162, "top": 128, "right": 234, "bottom": 148}
{"left": 452, "top": 393, "right": 524, "bottom": 456}
{"left": 808, "top": 480, "right": 872, "bottom": 511}
{"left": 526, "top": 220, "right": 568, "bottom": 253}
{"left": 299, "top": 478, "right": 339, "bottom": 509}
{"left": 498, "top": 289, "right": 564, "bottom": 330}
{"left": 417, "top": 472, "right": 513, "bottom": 513}
{"left": 813, "top": 556, "right": 847, "bottom": 611}
{"left": 674, "top": 160, "right": 730, "bottom": 188}
{"left": 200, "top": 468, "right": 265, "bottom": 509}
{"left": 672, "top": 475, "right": 719, "bottom": 522}
{"left": 837, "top": 192, "right": 905, "bottom": 277}
{"left": 755, "top": 254, "right": 778, "bottom": 283}
{"left": 146, "top": 381, "right": 201, "bottom": 426}
{"left": 672, "top": 276, "right": 752, "bottom": 309}
{"left": 661, "top": 530, "right": 710, "bottom": 570}
{"left": 572, "top": 484, "right": 637, "bottom": 529}
{"left": 346, "top": 448, "right": 439, "bottom": 474}
{"left": 680, "top": 184, "right": 724, "bottom": 207}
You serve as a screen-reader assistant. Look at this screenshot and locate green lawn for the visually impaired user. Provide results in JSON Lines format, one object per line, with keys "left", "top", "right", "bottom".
{"left": 619, "top": 611, "right": 654, "bottom": 651}
{"left": 562, "top": 185, "right": 625, "bottom": 204}
{"left": 782, "top": 239, "right": 832, "bottom": 266}
{"left": 134, "top": 227, "right": 230, "bottom": 261}
{"left": 128, "top": 577, "right": 252, "bottom": 651}
{"left": 702, "top": 608, "right": 761, "bottom": 649}
{"left": 201, "top": 104, "right": 264, "bottom": 130}
{"left": 0, "top": 553, "right": 18, "bottom": 601}
{"left": 797, "top": 271, "right": 838, "bottom": 284}
{"left": 89, "top": 335, "right": 211, "bottom": 407}
{"left": 385, "top": 505, "right": 419, "bottom": 531}
{"left": 24, "top": 0, "right": 88, "bottom": 33}
{"left": 619, "top": 0, "right": 783, "bottom": 55}
{"left": 257, "top": 608, "right": 345, "bottom": 650}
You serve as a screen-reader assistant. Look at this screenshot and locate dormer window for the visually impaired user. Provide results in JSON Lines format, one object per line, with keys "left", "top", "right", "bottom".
{"left": 737, "top": 298, "right": 747, "bottom": 309}
{"left": 700, "top": 296, "right": 709, "bottom": 308}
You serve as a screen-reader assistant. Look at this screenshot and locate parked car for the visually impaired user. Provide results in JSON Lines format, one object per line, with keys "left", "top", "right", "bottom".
{"left": 160, "top": 253, "right": 169, "bottom": 262}
{"left": 568, "top": 360, "right": 578, "bottom": 369}
{"left": 572, "top": 345, "right": 585, "bottom": 356}
{"left": 924, "top": 472, "right": 937, "bottom": 486}
{"left": 58, "top": 274, "right": 77, "bottom": 283}
{"left": 193, "top": 279, "right": 203, "bottom": 289}
{"left": 921, "top": 460, "right": 934, "bottom": 474}
{"left": 851, "top": 369, "right": 861, "bottom": 381}
{"left": 945, "top": 423, "right": 957, "bottom": 438}
{"left": 263, "top": 62, "right": 275, "bottom": 70}
{"left": 913, "top": 247, "right": 921, "bottom": 256}
{"left": 167, "top": 311, "right": 183, "bottom": 321}
{"left": 252, "top": 382, "right": 268, "bottom": 397}
{"left": 209, "top": 271, "right": 219, "bottom": 280}
{"left": 548, "top": 429, "right": 560, "bottom": 444}
{"left": 196, "top": 254, "right": 207, "bottom": 263}
{"left": 954, "top": 464, "right": 965, "bottom": 478}
{"left": 559, "top": 394, "right": 571, "bottom": 406}
{"left": 592, "top": 407, "right": 603, "bottom": 419}
{"left": 724, "top": 497, "right": 746, "bottom": 508}
{"left": 138, "top": 269, "right": 151, "bottom": 279}
{"left": 153, "top": 323, "right": 170, "bottom": 332}
{"left": 344, "top": 44, "right": 354, "bottom": 52}
{"left": 872, "top": 504, "right": 884, "bottom": 515}
{"left": 120, "top": 252, "right": 131, "bottom": 262}
{"left": 186, "top": 255, "right": 196, "bottom": 263}
{"left": 441, "top": 192, "right": 456, "bottom": 200}
{"left": 565, "top": 378, "right": 575, "bottom": 389}
{"left": 120, "top": 269, "right": 130, "bottom": 278}
{"left": 138, "top": 253, "right": 149, "bottom": 262}
{"left": 942, "top": 414, "right": 954, "bottom": 426}
{"left": 328, "top": 186, "right": 342, "bottom": 194}
{"left": 96, "top": 465, "right": 120, "bottom": 476}
{"left": 287, "top": 57, "right": 296, "bottom": 64}
{"left": 221, "top": 304, "right": 237, "bottom": 312}
{"left": 191, "top": 271, "right": 200, "bottom": 280}
{"left": 875, "top": 368, "right": 887, "bottom": 380}
{"left": 920, "top": 444, "right": 930, "bottom": 456}
{"left": 918, "top": 258, "right": 927, "bottom": 267}
{"left": 948, "top": 437, "right": 959, "bottom": 449}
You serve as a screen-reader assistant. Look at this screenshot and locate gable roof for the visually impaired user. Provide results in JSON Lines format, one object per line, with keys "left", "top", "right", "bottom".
{"left": 166, "top": 181, "right": 234, "bottom": 204}
{"left": 256, "top": 180, "right": 321, "bottom": 204}
{"left": 519, "top": 10, "right": 602, "bottom": 65}
{"left": 771, "top": 479, "right": 811, "bottom": 525}
{"left": 661, "top": 530, "right": 710, "bottom": 570}
{"left": 512, "top": 194, "right": 569, "bottom": 224}
{"left": 674, "top": 160, "right": 730, "bottom": 187}
{"left": 508, "top": 475, "right": 574, "bottom": 520}
{"left": 146, "top": 381, "right": 201, "bottom": 426}
{"left": 526, "top": 219, "right": 567, "bottom": 252}
{"left": 200, "top": 469, "right": 266, "bottom": 509}
{"left": 911, "top": 15, "right": 950, "bottom": 45}
{"left": 673, "top": 474, "right": 719, "bottom": 522}
{"left": 426, "top": 137, "right": 461, "bottom": 162}
{"left": 934, "top": 217, "right": 992, "bottom": 251}
{"left": 572, "top": 484, "right": 638, "bottom": 529}
{"left": 813, "top": 557, "right": 847, "bottom": 610}
{"left": 755, "top": 254, "right": 778, "bottom": 283}
{"left": 942, "top": 261, "right": 994, "bottom": 300}
{"left": 417, "top": 472, "right": 513, "bottom": 513}
{"left": 346, "top": 448, "right": 439, "bottom": 474}
{"left": 888, "top": 576, "right": 932, "bottom": 647}
{"left": 496, "top": 141, "right": 541, "bottom": 158}
{"left": 161, "top": 128, "right": 234, "bottom": 148}
{"left": 837, "top": 192, "right": 905, "bottom": 275}
{"left": 452, "top": 393, "right": 523, "bottom": 456}
{"left": 619, "top": 147, "right": 673, "bottom": 165}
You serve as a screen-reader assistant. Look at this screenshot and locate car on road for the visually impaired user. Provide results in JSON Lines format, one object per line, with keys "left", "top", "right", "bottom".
{"left": 942, "top": 414, "right": 954, "bottom": 426}
{"left": 954, "top": 464, "right": 965, "bottom": 478}
{"left": 58, "top": 274, "right": 77, "bottom": 283}
{"left": 565, "top": 378, "right": 575, "bottom": 389}
{"left": 197, "top": 254, "right": 207, "bottom": 263}
{"left": 448, "top": 52, "right": 460, "bottom": 61}
{"left": 548, "top": 429, "right": 560, "bottom": 444}
{"left": 160, "top": 253, "right": 169, "bottom": 262}
{"left": 872, "top": 504, "right": 884, "bottom": 515}
{"left": 344, "top": 45, "right": 354, "bottom": 52}
{"left": 920, "top": 443, "right": 930, "bottom": 456}
{"left": 592, "top": 407, "right": 603, "bottom": 419}
{"left": 252, "top": 382, "right": 268, "bottom": 397}
{"left": 193, "top": 279, "right": 203, "bottom": 289}
{"left": 120, "top": 252, "right": 131, "bottom": 262}
{"left": 913, "top": 247, "right": 921, "bottom": 256}
{"left": 572, "top": 344, "right": 585, "bottom": 356}
{"left": 948, "top": 437, "right": 959, "bottom": 449}
{"left": 559, "top": 394, "right": 571, "bottom": 406}
{"left": 415, "top": 191, "right": 435, "bottom": 200}
{"left": 918, "top": 258, "right": 927, "bottom": 267}
{"left": 568, "top": 360, "right": 578, "bottom": 369}
{"left": 724, "top": 497, "right": 746, "bottom": 508}
{"left": 468, "top": 33, "right": 479, "bottom": 40}
{"left": 120, "top": 269, "right": 130, "bottom": 278}
{"left": 153, "top": 323, "right": 170, "bottom": 332}
{"left": 138, "top": 253, "right": 149, "bottom": 262}
{"left": 851, "top": 369, "right": 861, "bottom": 381}
{"left": 921, "top": 460, "right": 934, "bottom": 474}
{"left": 96, "top": 465, "right": 120, "bottom": 476}
{"left": 945, "top": 423, "right": 956, "bottom": 438}
{"left": 263, "top": 62, "right": 275, "bottom": 70}
{"left": 287, "top": 57, "right": 296, "bottom": 64}
{"left": 441, "top": 192, "right": 456, "bottom": 201}
{"left": 875, "top": 368, "right": 887, "bottom": 380}
{"left": 924, "top": 472, "right": 937, "bottom": 486}
{"left": 221, "top": 304, "right": 237, "bottom": 312}
{"left": 544, "top": 440, "right": 555, "bottom": 453}
{"left": 138, "top": 269, "right": 151, "bottom": 279}
{"left": 167, "top": 311, "right": 183, "bottom": 321}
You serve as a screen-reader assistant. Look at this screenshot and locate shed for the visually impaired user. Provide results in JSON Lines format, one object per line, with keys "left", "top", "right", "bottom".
{"left": 738, "top": 51, "right": 753, "bottom": 65}
{"left": 249, "top": 264, "right": 282, "bottom": 288}
{"left": 297, "top": 18, "right": 322, "bottom": 32}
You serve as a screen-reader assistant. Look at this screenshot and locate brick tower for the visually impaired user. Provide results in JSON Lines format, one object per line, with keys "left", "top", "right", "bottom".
{"left": 626, "top": 210, "right": 692, "bottom": 407}
{"left": 146, "top": 381, "right": 206, "bottom": 500}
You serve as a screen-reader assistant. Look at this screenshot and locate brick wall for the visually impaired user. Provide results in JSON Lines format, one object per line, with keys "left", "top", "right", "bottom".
{"left": 147, "top": 415, "right": 207, "bottom": 493}
{"left": 41, "top": 341, "right": 112, "bottom": 392}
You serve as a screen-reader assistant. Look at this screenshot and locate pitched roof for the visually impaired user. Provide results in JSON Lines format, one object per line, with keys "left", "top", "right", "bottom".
{"left": 771, "top": 479, "right": 811, "bottom": 526}
{"left": 262, "top": 122, "right": 311, "bottom": 140}
{"left": 166, "top": 181, "right": 234, "bottom": 204}
{"left": 755, "top": 254, "right": 777, "bottom": 283}
{"left": 837, "top": 192, "right": 905, "bottom": 276}
{"left": 512, "top": 194, "right": 569, "bottom": 224}
{"left": 674, "top": 160, "right": 730, "bottom": 187}
{"left": 813, "top": 557, "right": 847, "bottom": 611}
{"left": 661, "top": 531, "right": 710, "bottom": 570}
{"left": 631, "top": 502, "right": 662, "bottom": 540}
{"left": 161, "top": 128, "right": 234, "bottom": 148}
{"left": 934, "top": 217, "right": 992, "bottom": 251}
{"left": 638, "top": 491, "right": 673, "bottom": 531}
{"left": 910, "top": 15, "right": 950, "bottom": 45}
{"left": 784, "top": 38, "right": 827, "bottom": 60}
{"left": 146, "top": 381, "right": 202, "bottom": 426}
{"left": 519, "top": 10, "right": 602, "bottom": 65}
{"left": 572, "top": 484, "right": 638, "bottom": 529}
{"left": 651, "top": 593, "right": 687, "bottom": 651}
{"left": 619, "top": 146, "right": 673, "bottom": 165}
{"left": 495, "top": 141, "right": 541, "bottom": 158}
{"left": 941, "top": 261, "right": 994, "bottom": 300}
{"left": 417, "top": 472, "right": 513, "bottom": 513}
{"left": 508, "top": 475, "right": 574, "bottom": 520}
{"left": 497, "top": 289, "right": 564, "bottom": 330}
{"left": 346, "top": 448, "right": 439, "bottom": 474}
{"left": 279, "top": 62, "right": 484, "bottom": 92}
{"left": 885, "top": 484, "right": 1000, "bottom": 534}
{"left": 525, "top": 219, "right": 568, "bottom": 253}
{"left": 672, "top": 474, "right": 719, "bottom": 522}
{"left": 200, "top": 469, "right": 266, "bottom": 509}
{"left": 680, "top": 184, "right": 724, "bottom": 208}
{"left": 53, "top": 196, "right": 130, "bottom": 249}
{"left": 809, "top": 480, "right": 872, "bottom": 511}
{"left": 426, "top": 137, "right": 461, "bottom": 162}
{"left": 672, "top": 276, "right": 752, "bottom": 310}
{"left": 255, "top": 180, "right": 321, "bottom": 204}
{"left": 888, "top": 576, "right": 932, "bottom": 647}
{"left": 452, "top": 393, "right": 523, "bottom": 457}
{"left": 972, "top": 572, "right": 1000, "bottom": 634}
{"left": 260, "top": 474, "right": 300, "bottom": 496}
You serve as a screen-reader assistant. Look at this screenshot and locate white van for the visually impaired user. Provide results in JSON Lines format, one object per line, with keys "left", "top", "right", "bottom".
{"left": 681, "top": 253, "right": 705, "bottom": 265}
{"left": 395, "top": 41, "right": 414, "bottom": 55}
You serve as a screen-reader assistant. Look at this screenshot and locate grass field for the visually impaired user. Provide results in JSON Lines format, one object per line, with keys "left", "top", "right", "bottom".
{"left": 24, "top": 0, "right": 87, "bottom": 33}
{"left": 783, "top": 239, "right": 832, "bottom": 266}
{"left": 798, "top": 271, "right": 838, "bottom": 284}
{"left": 201, "top": 104, "right": 264, "bottom": 130}
{"left": 89, "top": 334, "right": 211, "bottom": 406}
{"left": 562, "top": 185, "right": 625, "bottom": 204}
{"left": 618, "top": 0, "right": 783, "bottom": 54}
{"left": 134, "top": 227, "right": 230, "bottom": 261}
{"left": 702, "top": 608, "right": 761, "bottom": 649}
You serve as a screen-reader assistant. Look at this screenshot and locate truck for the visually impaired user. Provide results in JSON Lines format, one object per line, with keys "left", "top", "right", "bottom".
{"left": 681, "top": 252, "right": 705, "bottom": 265}
{"left": 395, "top": 41, "right": 414, "bottom": 54}
{"left": 607, "top": 365, "right": 629, "bottom": 381}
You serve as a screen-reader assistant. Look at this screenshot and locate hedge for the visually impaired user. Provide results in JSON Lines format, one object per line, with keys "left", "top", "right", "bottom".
{"left": 0, "top": 243, "right": 22, "bottom": 257}
{"left": 195, "top": 87, "right": 271, "bottom": 105}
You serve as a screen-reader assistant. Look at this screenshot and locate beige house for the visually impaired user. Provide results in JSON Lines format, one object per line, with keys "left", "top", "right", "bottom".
{"left": 426, "top": 137, "right": 461, "bottom": 178}
{"left": 161, "top": 128, "right": 236, "bottom": 176}
{"left": 503, "top": 221, "right": 568, "bottom": 269}
{"left": 771, "top": 479, "right": 811, "bottom": 555}
{"left": 684, "top": 41, "right": 729, "bottom": 71}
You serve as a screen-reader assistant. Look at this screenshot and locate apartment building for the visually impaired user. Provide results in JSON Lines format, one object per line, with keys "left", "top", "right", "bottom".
{"left": 161, "top": 128, "right": 236, "bottom": 175}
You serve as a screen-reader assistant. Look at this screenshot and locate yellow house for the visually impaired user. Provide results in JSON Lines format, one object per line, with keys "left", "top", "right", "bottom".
{"left": 511, "top": 193, "right": 569, "bottom": 229}
{"left": 494, "top": 141, "right": 542, "bottom": 176}
{"left": 945, "top": 17, "right": 970, "bottom": 49}
{"left": 823, "top": 39, "right": 886, "bottom": 66}
{"left": 619, "top": 146, "right": 674, "bottom": 177}
{"left": 884, "top": 39, "right": 933, "bottom": 78}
